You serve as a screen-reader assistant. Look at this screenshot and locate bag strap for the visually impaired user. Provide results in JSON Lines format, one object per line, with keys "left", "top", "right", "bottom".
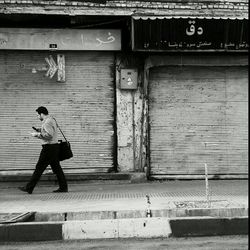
{"left": 53, "top": 117, "right": 68, "bottom": 142}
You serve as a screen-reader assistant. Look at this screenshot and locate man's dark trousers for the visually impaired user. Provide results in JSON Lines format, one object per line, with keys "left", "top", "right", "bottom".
{"left": 26, "top": 144, "right": 68, "bottom": 193}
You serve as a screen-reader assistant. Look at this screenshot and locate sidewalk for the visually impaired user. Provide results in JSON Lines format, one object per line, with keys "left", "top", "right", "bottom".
{"left": 0, "top": 179, "right": 248, "bottom": 241}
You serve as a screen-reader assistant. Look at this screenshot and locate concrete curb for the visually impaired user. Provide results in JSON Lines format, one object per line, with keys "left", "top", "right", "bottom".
{"left": 169, "top": 217, "right": 249, "bottom": 237}
{"left": 0, "top": 222, "right": 63, "bottom": 242}
{"left": 0, "top": 216, "right": 248, "bottom": 242}
{"left": 32, "top": 207, "right": 248, "bottom": 221}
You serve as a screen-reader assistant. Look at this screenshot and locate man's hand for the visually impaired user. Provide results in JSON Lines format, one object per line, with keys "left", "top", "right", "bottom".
{"left": 30, "top": 132, "right": 40, "bottom": 137}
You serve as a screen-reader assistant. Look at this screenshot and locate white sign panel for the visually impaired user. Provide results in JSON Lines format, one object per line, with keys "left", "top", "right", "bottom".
{"left": 0, "top": 28, "right": 121, "bottom": 51}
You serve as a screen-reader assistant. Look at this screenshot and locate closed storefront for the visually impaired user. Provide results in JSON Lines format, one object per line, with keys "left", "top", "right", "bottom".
{"left": 132, "top": 16, "right": 248, "bottom": 179}
{"left": 0, "top": 50, "right": 116, "bottom": 174}
{"left": 149, "top": 65, "right": 248, "bottom": 177}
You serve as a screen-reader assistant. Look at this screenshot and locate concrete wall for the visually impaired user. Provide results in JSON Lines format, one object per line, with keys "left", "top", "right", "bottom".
{"left": 115, "top": 54, "right": 146, "bottom": 173}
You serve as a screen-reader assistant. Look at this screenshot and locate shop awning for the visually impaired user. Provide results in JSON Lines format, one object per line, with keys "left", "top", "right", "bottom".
{"left": 132, "top": 16, "right": 248, "bottom": 20}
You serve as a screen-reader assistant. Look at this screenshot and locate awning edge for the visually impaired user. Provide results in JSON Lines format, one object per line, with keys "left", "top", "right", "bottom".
{"left": 132, "top": 16, "right": 248, "bottom": 20}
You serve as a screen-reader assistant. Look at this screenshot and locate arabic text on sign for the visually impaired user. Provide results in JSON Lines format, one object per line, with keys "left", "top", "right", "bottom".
{"left": 96, "top": 32, "right": 115, "bottom": 46}
{"left": 186, "top": 20, "right": 203, "bottom": 36}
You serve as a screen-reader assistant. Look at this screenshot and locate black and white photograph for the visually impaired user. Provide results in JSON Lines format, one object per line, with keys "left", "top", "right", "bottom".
{"left": 0, "top": 0, "right": 248, "bottom": 249}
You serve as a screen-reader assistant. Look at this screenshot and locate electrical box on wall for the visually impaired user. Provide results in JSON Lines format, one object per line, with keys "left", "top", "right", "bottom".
{"left": 120, "top": 69, "right": 138, "bottom": 90}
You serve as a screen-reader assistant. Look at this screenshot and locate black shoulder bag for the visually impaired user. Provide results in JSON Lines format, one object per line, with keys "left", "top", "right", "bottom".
{"left": 54, "top": 118, "right": 73, "bottom": 161}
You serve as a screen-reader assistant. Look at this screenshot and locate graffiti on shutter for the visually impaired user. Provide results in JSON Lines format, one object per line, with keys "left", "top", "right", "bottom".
{"left": 32, "top": 54, "right": 65, "bottom": 82}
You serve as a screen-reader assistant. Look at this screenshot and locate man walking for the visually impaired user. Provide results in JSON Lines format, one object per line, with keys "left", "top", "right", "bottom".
{"left": 19, "top": 106, "right": 68, "bottom": 194}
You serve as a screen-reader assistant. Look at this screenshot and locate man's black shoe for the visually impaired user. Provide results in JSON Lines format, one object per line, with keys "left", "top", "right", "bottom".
{"left": 18, "top": 186, "right": 32, "bottom": 194}
{"left": 53, "top": 188, "right": 68, "bottom": 193}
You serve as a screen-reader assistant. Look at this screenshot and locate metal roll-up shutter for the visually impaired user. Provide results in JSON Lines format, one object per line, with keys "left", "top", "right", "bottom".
{"left": 0, "top": 51, "right": 115, "bottom": 174}
{"left": 149, "top": 66, "right": 248, "bottom": 177}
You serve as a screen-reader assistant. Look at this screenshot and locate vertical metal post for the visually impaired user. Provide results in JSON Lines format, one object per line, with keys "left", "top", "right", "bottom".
{"left": 205, "top": 163, "right": 210, "bottom": 207}
{"left": 204, "top": 142, "right": 210, "bottom": 207}
{"left": 131, "top": 17, "right": 135, "bottom": 51}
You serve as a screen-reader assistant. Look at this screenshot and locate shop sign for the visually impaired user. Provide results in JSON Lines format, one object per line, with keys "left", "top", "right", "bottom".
{"left": 0, "top": 28, "right": 121, "bottom": 51}
{"left": 132, "top": 18, "right": 248, "bottom": 51}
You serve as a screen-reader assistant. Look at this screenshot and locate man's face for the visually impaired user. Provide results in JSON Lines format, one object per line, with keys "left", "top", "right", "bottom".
{"left": 37, "top": 113, "right": 43, "bottom": 121}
